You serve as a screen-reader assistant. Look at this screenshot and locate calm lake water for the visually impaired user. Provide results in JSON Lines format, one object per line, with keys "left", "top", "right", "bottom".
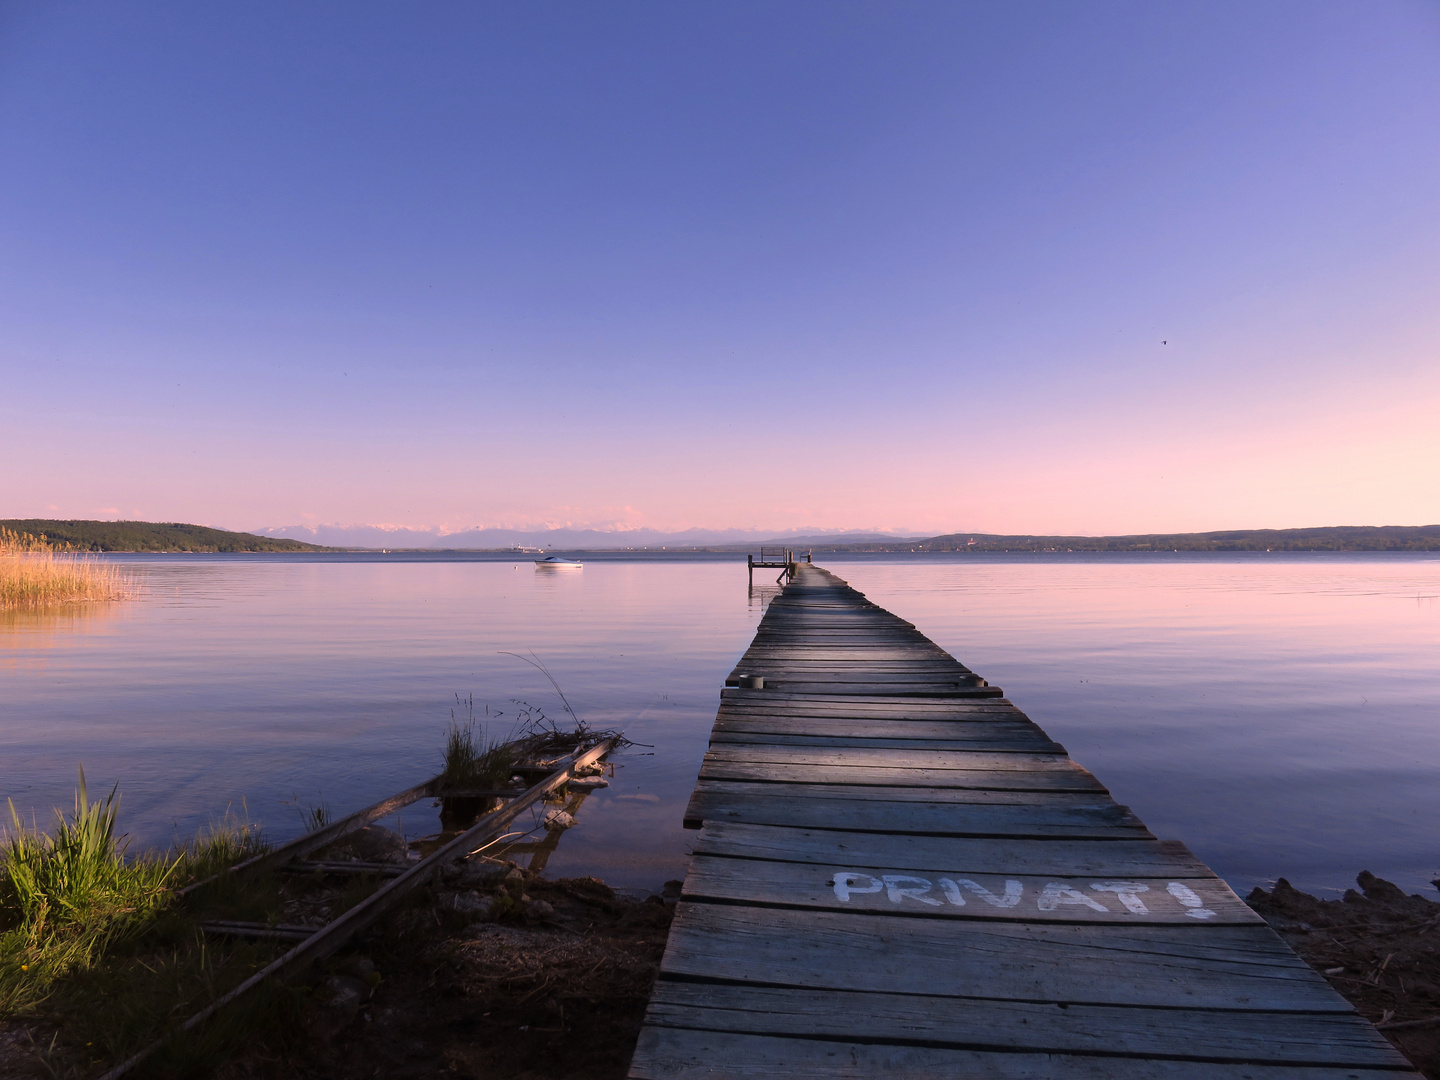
{"left": 2, "top": 553, "right": 1437, "bottom": 898}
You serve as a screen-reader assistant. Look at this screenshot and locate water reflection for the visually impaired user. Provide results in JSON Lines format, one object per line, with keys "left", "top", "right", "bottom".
{"left": 747, "top": 584, "right": 782, "bottom": 611}
{"left": 1, "top": 553, "right": 1437, "bottom": 897}
{"left": 828, "top": 554, "right": 1440, "bottom": 898}
{"left": 0, "top": 601, "right": 130, "bottom": 670}
{"left": 0, "top": 558, "right": 756, "bottom": 890}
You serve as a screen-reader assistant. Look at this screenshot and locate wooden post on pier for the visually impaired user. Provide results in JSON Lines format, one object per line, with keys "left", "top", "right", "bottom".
{"left": 627, "top": 564, "right": 1417, "bottom": 1078}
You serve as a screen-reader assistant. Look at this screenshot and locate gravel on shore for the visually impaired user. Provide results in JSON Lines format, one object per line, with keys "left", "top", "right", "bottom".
{"left": 1247, "top": 871, "right": 1440, "bottom": 1079}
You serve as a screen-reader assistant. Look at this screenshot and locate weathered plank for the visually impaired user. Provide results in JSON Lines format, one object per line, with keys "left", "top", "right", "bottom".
{"left": 703, "top": 746, "right": 1079, "bottom": 770}
{"left": 709, "top": 731, "right": 1066, "bottom": 752}
{"left": 746, "top": 635, "right": 929, "bottom": 645}
{"left": 690, "top": 822, "right": 1212, "bottom": 876}
{"left": 727, "top": 671, "right": 982, "bottom": 685}
{"left": 712, "top": 714, "right": 1051, "bottom": 736}
{"left": 731, "top": 658, "right": 970, "bottom": 670}
{"left": 684, "top": 787, "right": 1149, "bottom": 837}
{"left": 657, "top": 903, "right": 1347, "bottom": 1010}
{"left": 714, "top": 709, "right": 1044, "bottom": 728}
{"left": 716, "top": 703, "right": 1028, "bottom": 720}
{"left": 695, "top": 760, "right": 1106, "bottom": 791}
{"left": 627, "top": 564, "right": 1410, "bottom": 1079}
{"left": 727, "top": 670, "right": 980, "bottom": 683}
{"left": 740, "top": 683, "right": 1003, "bottom": 697}
{"left": 681, "top": 855, "right": 1260, "bottom": 924}
{"left": 731, "top": 657, "right": 969, "bottom": 669}
{"left": 632, "top": 1029, "right": 1409, "bottom": 1079}
{"left": 719, "top": 693, "right": 1016, "bottom": 713}
{"left": 690, "top": 778, "right": 1121, "bottom": 806}
{"left": 643, "top": 983, "right": 1410, "bottom": 1067}
{"left": 736, "top": 647, "right": 956, "bottom": 660}
{"left": 715, "top": 712, "right": 1029, "bottom": 730}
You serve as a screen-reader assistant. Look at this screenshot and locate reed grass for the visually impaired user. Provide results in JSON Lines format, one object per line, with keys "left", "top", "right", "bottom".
{"left": 0, "top": 527, "right": 130, "bottom": 609}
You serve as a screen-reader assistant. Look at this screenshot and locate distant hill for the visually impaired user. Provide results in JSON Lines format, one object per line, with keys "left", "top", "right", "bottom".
{"left": 1, "top": 520, "right": 326, "bottom": 553}
{"left": 828, "top": 525, "right": 1440, "bottom": 553}
{"left": 16, "top": 519, "right": 1435, "bottom": 554}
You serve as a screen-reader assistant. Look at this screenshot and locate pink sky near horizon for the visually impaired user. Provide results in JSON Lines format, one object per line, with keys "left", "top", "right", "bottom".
{"left": 10, "top": 357, "right": 1438, "bottom": 538}
{"left": 3, "top": 2, "right": 1438, "bottom": 537}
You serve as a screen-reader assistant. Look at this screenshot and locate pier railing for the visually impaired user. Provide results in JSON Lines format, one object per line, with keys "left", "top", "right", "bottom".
{"left": 747, "top": 547, "right": 811, "bottom": 584}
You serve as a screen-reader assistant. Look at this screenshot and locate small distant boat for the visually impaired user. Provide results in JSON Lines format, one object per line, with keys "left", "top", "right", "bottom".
{"left": 534, "top": 556, "right": 583, "bottom": 569}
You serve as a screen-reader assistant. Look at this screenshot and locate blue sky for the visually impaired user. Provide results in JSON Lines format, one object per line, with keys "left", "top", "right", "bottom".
{"left": 3, "top": 1, "right": 1438, "bottom": 535}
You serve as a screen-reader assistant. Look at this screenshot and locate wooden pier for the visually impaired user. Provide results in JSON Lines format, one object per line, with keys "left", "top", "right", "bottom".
{"left": 628, "top": 564, "right": 1417, "bottom": 1078}
{"left": 747, "top": 546, "right": 810, "bottom": 585}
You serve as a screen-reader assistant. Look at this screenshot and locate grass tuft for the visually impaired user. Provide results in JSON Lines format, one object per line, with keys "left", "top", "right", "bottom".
{"left": 0, "top": 527, "right": 131, "bottom": 609}
{"left": 440, "top": 697, "right": 522, "bottom": 792}
{"left": 0, "top": 773, "right": 264, "bottom": 1019}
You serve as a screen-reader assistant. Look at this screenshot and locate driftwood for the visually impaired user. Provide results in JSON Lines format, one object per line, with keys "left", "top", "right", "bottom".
{"left": 176, "top": 775, "right": 441, "bottom": 897}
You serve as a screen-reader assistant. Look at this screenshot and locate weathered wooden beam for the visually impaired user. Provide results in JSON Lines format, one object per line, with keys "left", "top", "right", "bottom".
{"left": 99, "top": 736, "right": 618, "bottom": 1080}
{"left": 177, "top": 774, "right": 440, "bottom": 897}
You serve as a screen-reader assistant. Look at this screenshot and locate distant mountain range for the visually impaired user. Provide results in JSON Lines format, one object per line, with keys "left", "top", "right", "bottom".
{"left": 858, "top": 525, "right": 1440, "bottom": 553}
{"left": 7, "top": 519, "right": 1438, "bottom": 553}
{"left": 251, "top": 524, "right": 910, "bottom": 549}
{"left": 251, "top": 522, "right": 1440, "bottom": 552}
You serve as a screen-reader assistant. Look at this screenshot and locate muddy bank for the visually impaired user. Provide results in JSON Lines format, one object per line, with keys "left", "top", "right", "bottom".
{"left": 244, "top": 864, "right": 677, "bottom": 1080}
{"left": 0, "top": 862, "right": 674, "bottom": 1079}
{"left": 1248, "top": 872, "right": 1440, "bottom": 1079}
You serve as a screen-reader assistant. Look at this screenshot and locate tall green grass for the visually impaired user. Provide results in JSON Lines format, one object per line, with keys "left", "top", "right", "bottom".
{"left": 0, "top": 771, "right": 262, "bottom": 1017}
{"left": 440, "top": 717, "right": 522, "bottom": 791}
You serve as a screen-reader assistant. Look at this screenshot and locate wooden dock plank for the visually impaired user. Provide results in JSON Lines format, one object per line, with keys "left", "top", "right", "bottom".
{"left": 683, "top": 787, "right": 1149, "bottom": 837}
{"left": 702, "top": 746, "right": 1079, "bottom": 770}
{"left": 681, "top": 854, "right": 1261, "bottom": 924}
{"left": 712, "top": 716, "right": 1055, "bottom": 737}
{"left": 656, "top": 904, "right": 1349, "bottom": 1011}
{"left": 632, "top": 1026, "right": 1413, "bottom": 1078}
{"left": 690, "top": 822, "right": 1215, "bottom": 876}
{"left": 717, "top": 706, "right": 1020, "bottom": 721}
{"left": 719, "top": 693, "right": 1016, "bottom": 713}
{"left": 731, "top": 656, "right": 969, "bottom": 668}
{"left": 722, "top": 688, "right": 1011, "bottom": 703}
{"left": 627, "top": 564, "right": 1416, "bottom": 1078}
{"left": 731, "top": 685, "right": 1002, "bottom": 702}
{"left": 695, "top": 760, "right": 1107, "bottom": 791}
{"left": 689, "top": 778, "right": 1124, "bottom": 806}
{"left": 708, "top": 731, "right": 1067, "bottom": 752}
{"left": 733, "top": 656, "right": 966, "bottom": 665}
{"left": 736, "top": 648, "right": 957, "bottom": 660}
{"left": 643, "top": 983, "right": 1410, "bottom": 1068}
{"left": 727, "top": 671, "right": 983, "bottom": 685}
{"left": 632, "top": 1030, "right": 1409, "bottom": 1079}
{"left": 715, "top": 707, "right": 1038, "bottom": 722}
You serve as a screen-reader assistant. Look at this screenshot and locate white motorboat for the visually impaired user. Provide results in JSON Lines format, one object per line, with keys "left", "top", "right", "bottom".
{"left": 534, "top": 556, "right": 583, "bottom": 569}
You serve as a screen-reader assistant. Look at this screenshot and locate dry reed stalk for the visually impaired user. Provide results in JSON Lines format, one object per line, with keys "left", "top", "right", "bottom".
{"left": 0, "top": 528, "right": 131, "bottom": 608}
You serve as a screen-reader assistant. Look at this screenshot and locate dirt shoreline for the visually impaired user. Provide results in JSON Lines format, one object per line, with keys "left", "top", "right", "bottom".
{"left": 8, "top": 864, "right": 1437, "bottom": 1078}
{"left": 1247, "top": 872, "right": 1440, "bottom": 1079}
{"left": 0, "top": 861, "right": 674, "bottom": 1079}
{"left": 236, "top": 864, "right": 677, "bottom": 1079}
